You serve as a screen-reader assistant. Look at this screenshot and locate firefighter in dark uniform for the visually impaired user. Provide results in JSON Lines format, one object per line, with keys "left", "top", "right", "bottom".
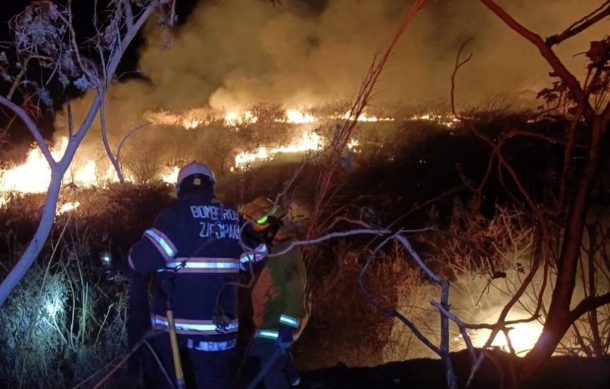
{"left": 128, "top": 161, "right": 243, "bottom": 389}
{"left": 241, "top": 197, "right": 309, "bottom": 389}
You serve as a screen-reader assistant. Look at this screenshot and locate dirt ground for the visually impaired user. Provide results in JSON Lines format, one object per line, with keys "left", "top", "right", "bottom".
{"left": 300, "top": 350, "right": 610, "bottom": 389}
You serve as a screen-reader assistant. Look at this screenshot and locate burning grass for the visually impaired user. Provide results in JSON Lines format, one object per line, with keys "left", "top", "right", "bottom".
{"left": 0, "top": 114, "right": 608, "bottom": 386}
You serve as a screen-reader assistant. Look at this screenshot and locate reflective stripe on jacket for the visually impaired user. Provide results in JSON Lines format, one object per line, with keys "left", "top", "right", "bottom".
{"left": 128, "top": 192, "right": 243, "bottom": 341}
{"left": 163, "top": 257, "right": 240, "bottom": 273}
{"left": 151, "top": 314, "right": 239, "bottom": 336}
{"left": 251, "top": 230, "right": 308, "bottom": 337}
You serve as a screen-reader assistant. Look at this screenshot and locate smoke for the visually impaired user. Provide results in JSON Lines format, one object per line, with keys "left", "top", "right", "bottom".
{"left": 53, "top": 0, "right": 606, "bottom": 164}
{"left": 133, "top": 0, "right": 601, "bottom": 110}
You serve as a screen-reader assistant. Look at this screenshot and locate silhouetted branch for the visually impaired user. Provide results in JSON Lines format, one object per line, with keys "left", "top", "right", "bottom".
{"left": 306, "top": 0, "right": 426, "bottom": 242}
{"left": 570, "top": 292, "right": 610, "bottom": 321}
{"left": 479, "top": 0, "right": 593, "bottom": 119}
{"left": 545, "top": 1, "right": 610, "bottom": 47}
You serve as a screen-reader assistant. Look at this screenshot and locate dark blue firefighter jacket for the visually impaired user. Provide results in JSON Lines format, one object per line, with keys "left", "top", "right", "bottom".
{"left": 129, "top": 191, "right": 243, "bottom": 342}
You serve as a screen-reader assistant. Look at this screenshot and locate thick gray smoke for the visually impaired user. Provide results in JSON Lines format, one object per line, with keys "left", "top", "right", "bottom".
{"left": 134, "top": 0, "right": 602, "bottom": 110}
{"left": 54, "top": 0, "right": 606, "bottom": 162}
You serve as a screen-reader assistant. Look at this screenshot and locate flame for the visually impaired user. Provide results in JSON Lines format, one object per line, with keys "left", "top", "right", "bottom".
{"left": 145, "top": 107, "right": 403, "bottom": 129}
{"left": 1, "top": 149, "right": 53, "bottom": 194}
{"left": 224, "top": 110, "right": 258, "bottom": 126}
{"left": 342, "top": 111, "right": 394, "bottom": 122}
{"left": 57, "top": 201, "right": 80, "bottom": 215}
{"left": 144, "top": 108, "right": 213, "bottom": 129}
{"left": 183, "top": 119, "right": 202, "bottom": 129}
{"left": 284, "top": 109, "right": 316, "bottom": 124}
{"left": 463, "top": 312, "right": 544, "bottom": 355}
{"left": 234, "top": 131, "right": 324, "bottom": 169}
{"left": 161, "top": 166, "right": 180, "bottom": 184}
{"left": 1, "top": 107, "right": 459, "bottom": 204}
{"left": 0, "top": 138, "right": 68, "bottom": 194}
{"left": 0, "top": 137, "right": 115, "bottom": 203}
{"left": 410, "top": 112, "right": 459, "bottom": 128}
{"left": 347, "top": 138, "right": 360, "bottom": 151}
{"left": 234, "top": 148, "right": 271, "bottom": 167}
{"left": 493, "top": 321, "right": 544, "bottom": 353}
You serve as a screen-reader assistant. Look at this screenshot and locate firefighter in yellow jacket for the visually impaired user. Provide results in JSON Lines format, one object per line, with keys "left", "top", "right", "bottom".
{"left": 241, "top": 197, "right": 308, "bottom": 388}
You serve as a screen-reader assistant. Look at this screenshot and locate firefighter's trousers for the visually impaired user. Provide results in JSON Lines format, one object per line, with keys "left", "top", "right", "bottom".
{"left": 146, "top": 332, "right": 237, "bottom": 389}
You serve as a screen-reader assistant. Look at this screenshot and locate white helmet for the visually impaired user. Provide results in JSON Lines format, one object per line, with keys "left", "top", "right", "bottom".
{"left": 176, "top": 161, "right": 217, "bottom": 193}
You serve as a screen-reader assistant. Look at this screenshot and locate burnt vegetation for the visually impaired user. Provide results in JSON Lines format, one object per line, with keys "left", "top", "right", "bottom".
{"left": 1, "top": 0, "right": 610, "bottom": 388}
{"left": 1, "top": 113, "right": 609, "bottom": 387}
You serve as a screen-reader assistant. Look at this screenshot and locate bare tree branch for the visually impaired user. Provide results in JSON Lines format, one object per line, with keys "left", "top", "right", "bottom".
{"left": 0, "top": 0, "right": 169, "bottom": 308}
{"left": 98, "top": 90, "right": 124, "bottom": 182}
{"left": 479, "top": 0, "right": 592, "bottom": 119}
{"left": 306, "top": 0, "right": 426, "bottom": 242}
{"left": 570, "top": 292, "right": 610, "bottom": 321}
{"left": 545, "top": 2, "right": 610, "bottom": 47}
{"left": 0, "top": 94, "right": 54, "bottom": 166}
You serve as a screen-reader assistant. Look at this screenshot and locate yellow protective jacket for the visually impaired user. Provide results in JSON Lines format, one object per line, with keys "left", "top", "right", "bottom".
{"left": 251, "top": 227, "right": 308, "bottom": 338}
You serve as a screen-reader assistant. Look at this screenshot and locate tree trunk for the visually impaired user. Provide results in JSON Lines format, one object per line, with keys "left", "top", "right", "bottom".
{"left": 0, "top": 1, "right": 161, "bottom": 308}
{"left": 519, "top": 116, "right": 603, "bottom": 382}
{"left": 0, "top": 171, "right": 61, "bottom": 306}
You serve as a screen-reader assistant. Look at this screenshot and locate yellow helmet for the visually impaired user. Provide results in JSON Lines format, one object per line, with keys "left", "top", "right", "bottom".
{"left": 242, "top": 196, "right": 287, "bottom": 227}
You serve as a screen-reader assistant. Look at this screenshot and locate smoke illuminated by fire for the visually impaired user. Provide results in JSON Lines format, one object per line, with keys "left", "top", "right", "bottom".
{"left": 464, "top": 318, "right": 544, "bottom": 355}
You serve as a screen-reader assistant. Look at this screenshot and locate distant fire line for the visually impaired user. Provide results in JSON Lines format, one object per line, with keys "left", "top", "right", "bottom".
{"left": 144, "top": 107, "right": 404, "bottom": 129}
{"left": 1, "top": 108, "right": 456, "bottom": 212}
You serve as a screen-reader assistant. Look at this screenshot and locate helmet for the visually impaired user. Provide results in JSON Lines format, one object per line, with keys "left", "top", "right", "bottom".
{"left": 176, "top": 161, "right": 216, "bottom": 193}
{"left": 243, "top": 196, "right": 287, "bottom": 226}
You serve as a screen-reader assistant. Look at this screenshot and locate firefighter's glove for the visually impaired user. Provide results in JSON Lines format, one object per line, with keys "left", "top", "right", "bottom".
{"left": 276, "top": 326, "right": 293, "bottom": 351}
{"left": 213, "top": 308, "right": 234, "bottom": 333}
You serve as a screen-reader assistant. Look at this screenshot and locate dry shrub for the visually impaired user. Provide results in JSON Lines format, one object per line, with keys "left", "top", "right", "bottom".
{"left": 423, "top": 199, "right": 610, "bottom": 357}
{"left": 295, "top": 240, "right": 427, "bottom": 370}
{"left": 0, "top": 228, "right": 128, "bottom": 388}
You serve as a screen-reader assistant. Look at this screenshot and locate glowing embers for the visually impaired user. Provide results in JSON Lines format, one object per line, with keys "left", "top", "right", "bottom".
{"left": 233, "top": 131, "right": 324, "bottom": 169}
{"left": 409, "top": 112, "right": 459, "bottom": 128}
{"left": 347, "top": 138, "right": 360, "bottom": 151}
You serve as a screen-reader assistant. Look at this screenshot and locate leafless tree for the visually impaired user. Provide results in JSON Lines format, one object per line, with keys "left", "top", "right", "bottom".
{"left": 0, "top": 0, "right": 174, "bottom": 307}
{"left": 305, "top": 0, "right": 426, "bottom": 243}
{"left": 449, "top": 0, "right": 610, "bottom": 384}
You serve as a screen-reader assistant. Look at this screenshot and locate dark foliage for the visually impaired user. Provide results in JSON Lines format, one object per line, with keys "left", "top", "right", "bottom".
{"left": 302, "top": 350, "right": 610, "bottom": 389}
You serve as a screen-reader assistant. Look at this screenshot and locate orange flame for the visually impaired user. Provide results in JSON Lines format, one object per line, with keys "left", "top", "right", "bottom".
{"left": 0, "top": 137, "right": 114, "bottom": 209}
{"left": 342, "top": 111, "right": 394, "bottom": 122}
{"left": 410, "top": 112, "right": 459, "bottom": 128}
{"left": 234, "top": 131, "right": 324, "bottom": 169}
